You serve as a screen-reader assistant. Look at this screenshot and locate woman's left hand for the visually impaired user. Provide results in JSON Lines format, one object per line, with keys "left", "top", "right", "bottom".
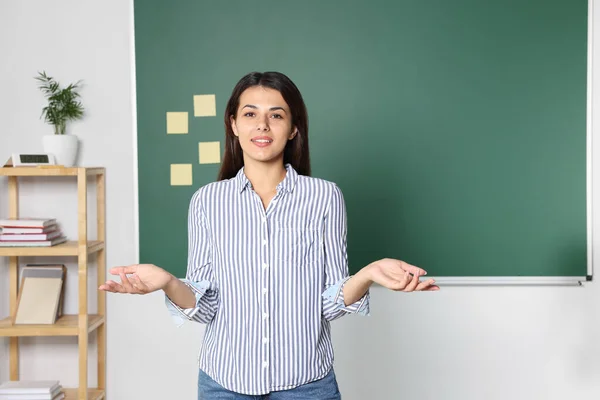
{"left": 367, "top": 258, "right": 440, "bottom": 292}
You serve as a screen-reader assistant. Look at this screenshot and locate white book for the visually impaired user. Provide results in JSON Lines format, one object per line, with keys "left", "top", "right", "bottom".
{"left": 0, "top": 224, "right": 58, "bottom": 234}
{"left": 0, "top": 230, "right": 62, "bottom": 241}
{"left": 0, "top": 218, "right": 56, "bottom": 228}
{"left": 0, "top": 389, "right": 63, "bottom": 399}
{"left": 0, "top": 236, "right": 67, "bottom": 247}
{"left": 0, "top": 380, "right": 60, "bottom": 394}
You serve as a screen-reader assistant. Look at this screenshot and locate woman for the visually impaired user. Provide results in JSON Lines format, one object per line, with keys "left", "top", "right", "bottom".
{"left": 99, "top": 71, "right": 439, "bottom": 399}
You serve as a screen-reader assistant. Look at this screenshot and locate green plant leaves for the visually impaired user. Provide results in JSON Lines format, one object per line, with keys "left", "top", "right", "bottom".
{"left": 36, "top": 71, "right": 84, "bottom": 134}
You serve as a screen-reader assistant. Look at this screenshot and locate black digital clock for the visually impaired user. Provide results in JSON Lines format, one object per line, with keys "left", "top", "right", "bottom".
{"left": 20, "top": 154, "right": 50, "bottom": 163}
{"left": 9, "top": 153, "right": 57, "bottom": 167}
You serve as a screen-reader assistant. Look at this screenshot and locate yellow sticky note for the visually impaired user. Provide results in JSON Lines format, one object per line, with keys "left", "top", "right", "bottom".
{"left": 199, "top": 142, "right": 221, "bottom": 164}
{"left": 166, "top": 112, "right": 188, "bottom": 134}
{"left": 194, "top": 94, "right": 217, "bottom": 117}
{"left": 170, "top": 164, "right": 193, "bottom": 186}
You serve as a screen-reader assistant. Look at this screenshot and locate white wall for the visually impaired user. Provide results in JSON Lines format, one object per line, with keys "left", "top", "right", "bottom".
{"left": 1, "top": 1, "right": 600, "bottom": 399}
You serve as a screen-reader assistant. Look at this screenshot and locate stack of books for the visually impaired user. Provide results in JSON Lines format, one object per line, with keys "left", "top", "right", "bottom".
{"left": 0, "top": 380, "right": 64, "bottom": 399}
{"left": 0, "top": 218, "right": 66, "bottom": 247}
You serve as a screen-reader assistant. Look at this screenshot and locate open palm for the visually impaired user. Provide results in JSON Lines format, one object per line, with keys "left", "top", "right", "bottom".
{"left": 98, "top": 263, "right": 173, "bottom": 294}
{"left": 370, "top": 258, "right": 439, "bottom": 292}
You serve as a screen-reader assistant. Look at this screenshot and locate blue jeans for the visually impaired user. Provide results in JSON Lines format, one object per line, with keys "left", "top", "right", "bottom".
{"left": 197, "top": 368, "right": 342, "bottom": 399}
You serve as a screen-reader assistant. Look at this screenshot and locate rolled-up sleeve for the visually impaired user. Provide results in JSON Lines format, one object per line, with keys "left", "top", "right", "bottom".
{"left": 321, "top": 184, "right": 370, "bottom": 321}
{"left": 165, "top": 190, "right": 218, "bottom": 326}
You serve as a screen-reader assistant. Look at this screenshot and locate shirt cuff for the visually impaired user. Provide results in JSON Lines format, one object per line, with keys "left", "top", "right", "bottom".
{"left": 322, "top": 276, "right": 370, "bottom": 316}
{"left": 165, "top": 279, "right": 213, "bottom": 327}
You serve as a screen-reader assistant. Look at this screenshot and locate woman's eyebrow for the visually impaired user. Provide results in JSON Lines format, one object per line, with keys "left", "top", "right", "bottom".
{"left": 241, "top": 104, "right": 287, "bottom": 113}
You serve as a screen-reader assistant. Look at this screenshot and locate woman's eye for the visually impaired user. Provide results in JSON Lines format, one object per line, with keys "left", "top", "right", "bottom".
{"left": 244, "top": 112, "right": 255, "bottom": 117}
{"left": 271, "top": 114, "right": 283, "bottom": 119}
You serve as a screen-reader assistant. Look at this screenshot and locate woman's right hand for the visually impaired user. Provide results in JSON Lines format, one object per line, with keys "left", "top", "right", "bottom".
{"left": 98, "top": 263, "right": 174, "bottom": 294}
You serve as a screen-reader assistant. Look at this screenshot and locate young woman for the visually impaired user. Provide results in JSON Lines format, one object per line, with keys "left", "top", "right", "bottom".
{"left": 99, "top": 71, "right": 439, "bottom": 399}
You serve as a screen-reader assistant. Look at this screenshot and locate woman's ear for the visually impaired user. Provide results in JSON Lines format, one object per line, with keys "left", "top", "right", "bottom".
{"left": 230, "top": 115, "right": 239, "bottom": 137}
{"left": 289, "top": 128, "right": 298, "bottom": 140}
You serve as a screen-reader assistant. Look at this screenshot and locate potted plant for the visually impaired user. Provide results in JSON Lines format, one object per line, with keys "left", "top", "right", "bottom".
{"left": 36, "top": 71, "right": 85, "bottom": 167}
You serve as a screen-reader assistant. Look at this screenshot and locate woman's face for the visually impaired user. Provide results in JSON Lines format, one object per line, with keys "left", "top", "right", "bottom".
{"left": 230, "top": 86, "right": 297, "bottom": 168}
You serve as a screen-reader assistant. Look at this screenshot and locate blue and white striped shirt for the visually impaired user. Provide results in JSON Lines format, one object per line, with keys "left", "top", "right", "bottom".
{"left": 166, "top": 163, "right": 369, "bottom": 395}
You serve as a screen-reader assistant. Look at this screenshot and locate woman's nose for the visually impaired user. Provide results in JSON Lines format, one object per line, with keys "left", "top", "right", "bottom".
{"left": 256, "top": 115, "right": 269, "bottom": 131}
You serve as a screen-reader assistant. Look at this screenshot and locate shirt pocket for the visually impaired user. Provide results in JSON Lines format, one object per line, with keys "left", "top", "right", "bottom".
{"left": 275, "top": 222, "right": 319, "bottom": 266}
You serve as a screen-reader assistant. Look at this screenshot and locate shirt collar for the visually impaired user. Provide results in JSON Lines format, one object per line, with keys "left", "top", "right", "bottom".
{"left": 236, "top": 163, "right": 298, "bottom": 194}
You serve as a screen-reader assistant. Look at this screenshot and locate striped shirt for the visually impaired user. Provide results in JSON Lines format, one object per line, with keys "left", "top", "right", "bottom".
{"left": 166, "top": 163, "right": 369, "bottom": 395}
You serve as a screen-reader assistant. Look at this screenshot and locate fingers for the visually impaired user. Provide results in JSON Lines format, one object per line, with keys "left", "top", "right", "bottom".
{"left": 381, "top": 270, "right": 412, "bottom": 291}
{"left": 400, "top": 262, "right": 427, "bottom": 277}
{"left": 130, "top": 273, "right": 151, "bottom": 293}
{"left": 382, "top": 258, "right": 426, "bottom": 276}
{"left": 415, "top": 279, "right": 438, "bottom": 291}
{"left": 384, "top": 266, "right": 407, "bottom": 283}
{"left": 98, "top": 284, "right": 111, "bottom": 292}
{"left": 98, "top": 274, "right": 144, "bottom": 294}
{"left": 403, "top": 272, "right": 421, "bottom": 292}
{"left": 98, "top": 280, "right": 124, "bottom": 293}
{"left": 404, "top": 277, "right": 439, "bottom": 292}
{"left": 108, "top": 265, "right": 138, "bottom": 275}
{"left": 120, "top": 272, "right": 142, "bottom": 294}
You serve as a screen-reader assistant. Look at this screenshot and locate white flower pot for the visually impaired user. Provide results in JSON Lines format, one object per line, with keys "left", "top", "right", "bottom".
{"left": 42, "top": 134, "right": 79, "bottom": 167}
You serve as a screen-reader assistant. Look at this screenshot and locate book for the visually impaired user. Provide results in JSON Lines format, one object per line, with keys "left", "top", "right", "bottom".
{"left": 14, "top": 276, "right": 64, "bottom": 324}
{"left": 0, "top": 230, "right": 62, "bottom": 241}
{"left": 22, "top": 265, "right": 66, "bottom": 318}
{"left": 0, "top": 390, "right": 64, "bottom": 400}
{"left": 0, "top": 380, "right": 60, "bottom": 394}
{"left": 0, "top": 224, "right": 58, "bottom": 234}
{"left": 0, "top": 236, "right": 67, "bottom": 247}
{"left": 0, "top": 218, "right": 56, "bottom": 228}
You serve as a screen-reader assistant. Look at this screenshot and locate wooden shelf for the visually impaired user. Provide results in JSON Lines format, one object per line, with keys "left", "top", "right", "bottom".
{"left": 63, "top": 388, "right": 105, "bottom": 400}
{"left": 0, "top": 241, "right": 104, "bottom": 256}
{"left": 0, "top": 315, "right": 104, "bottom": 337}
{"left": 2, "top": 164, "right": 107, "bottom": 397}
{"left": 0, "top": 166, "right": 104, "bottom": 177}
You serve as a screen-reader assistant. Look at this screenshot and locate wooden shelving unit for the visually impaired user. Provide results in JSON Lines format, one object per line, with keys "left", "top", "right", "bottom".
{"left": 0, "top": 166, "right": 106, "bottom": 400}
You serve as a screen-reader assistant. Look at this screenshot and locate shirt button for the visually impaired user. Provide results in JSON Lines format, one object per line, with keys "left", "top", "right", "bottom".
{"left": 263, "top": 313, "right": 269, "bottom": 319}
{"left": 263, "top": 240, "right": 267, "bottom": 245}
{"left": 263, "top": 361, "right": 269, "bottom": 368}
{"left": 263, "top": 263, "right": 268, "bottom": 269}
{"left": 263, "top": 288, "right": 268, "bottom": 294}
{"left": 263, "top": 337, "right": 268, "bottom": 344}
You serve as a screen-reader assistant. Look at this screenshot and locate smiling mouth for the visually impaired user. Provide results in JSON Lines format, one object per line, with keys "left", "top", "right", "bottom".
{"left": 251, "top": 139, "right": 273, "bottom": 143}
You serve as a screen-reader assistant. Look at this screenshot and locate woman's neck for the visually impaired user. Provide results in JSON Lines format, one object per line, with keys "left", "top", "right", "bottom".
{"left": 243, "top": 160, "right": 287, "bottom": 193}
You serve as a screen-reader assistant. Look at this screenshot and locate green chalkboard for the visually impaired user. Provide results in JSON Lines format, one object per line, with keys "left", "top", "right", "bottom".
{"left": 134, "top": 0, "right": 588, "bottom": 279}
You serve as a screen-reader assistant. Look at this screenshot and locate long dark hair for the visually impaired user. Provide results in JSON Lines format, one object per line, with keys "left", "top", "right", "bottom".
{"left": 217, "top": 71, "right": 311, "bottom": 180}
